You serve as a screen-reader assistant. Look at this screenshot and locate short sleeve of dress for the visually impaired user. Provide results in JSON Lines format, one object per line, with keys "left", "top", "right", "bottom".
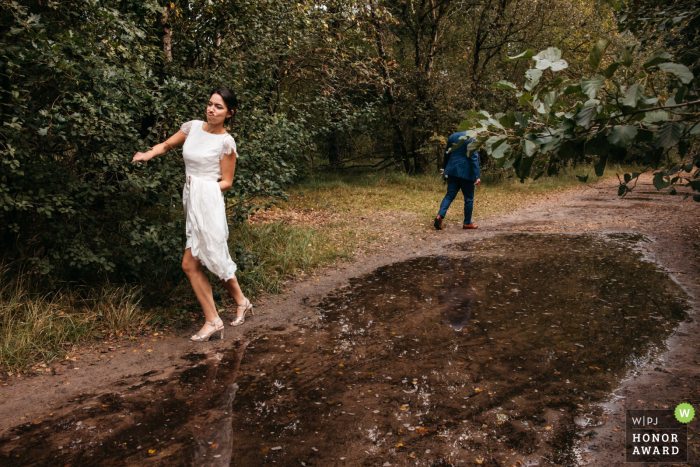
{"left": 221, "top": 135, "right": 237, "bottom": 159}
{"left": 180, "top": 121, "right": 194, "bottom": 135}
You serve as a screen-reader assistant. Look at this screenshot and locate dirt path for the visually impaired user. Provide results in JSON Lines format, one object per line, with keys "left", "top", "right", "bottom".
{"left": 1, "top": 174, "right": 699, "bottom": 466}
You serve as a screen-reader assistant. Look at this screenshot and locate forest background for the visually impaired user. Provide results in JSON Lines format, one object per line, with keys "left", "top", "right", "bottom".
{"left": 1, "top": 0, "right": 698, "bottom": 370}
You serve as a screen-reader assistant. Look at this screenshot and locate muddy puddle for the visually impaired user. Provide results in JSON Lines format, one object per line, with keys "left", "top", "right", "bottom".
{"left": 0, "top": 234, "right": 690, "bottom": 466}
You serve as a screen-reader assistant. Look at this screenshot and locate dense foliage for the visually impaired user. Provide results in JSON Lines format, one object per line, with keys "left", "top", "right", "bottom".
{"left": 456, "top": 0, "right": 699, "bottom": 198}
{"left": 0, "top": 0, "right": 319, "bottom": 279}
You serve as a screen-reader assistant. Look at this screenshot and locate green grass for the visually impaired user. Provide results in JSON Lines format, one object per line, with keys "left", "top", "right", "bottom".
{"left": 0, "top": 269, "right": 142, "bottom": 373}
{"left": 270, "top": 163, "right": 633, "bottom": 229}
{"left": 230, "top": 221, "right": 355, "bottom": 295}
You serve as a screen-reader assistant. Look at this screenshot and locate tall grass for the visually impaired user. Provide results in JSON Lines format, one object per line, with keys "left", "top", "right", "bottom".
{"left": 230, "top": 222, "right": 355, "bottom": 295}
{"left": 0, "top": 269, "right": 142, "bottom": 372}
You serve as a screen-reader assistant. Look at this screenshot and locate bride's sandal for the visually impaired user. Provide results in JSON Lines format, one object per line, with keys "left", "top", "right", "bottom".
{"left": 230, "top": 298, "right": 253, "bottom": 326}
{"left": 190, "top": 318, "right": 224, "bottom": 342}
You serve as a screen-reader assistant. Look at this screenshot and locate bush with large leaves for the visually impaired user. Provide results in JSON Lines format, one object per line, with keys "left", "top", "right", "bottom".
{"left": 453, "top": 0, "right": 699, "bottom": 198}
{"left": 0, "top": 1, "right": 304, "bottom": 280}
{"left": 454, "top": 41, "right": 698, "bottom": 198}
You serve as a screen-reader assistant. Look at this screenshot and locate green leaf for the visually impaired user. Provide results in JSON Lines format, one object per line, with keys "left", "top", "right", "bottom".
{"left": 514, "top": 112, "right": 530, "bottom": 128}
{"left": 543, "top": 91, "right": 558, "bottom": 112}
{"left": 603, "top": 62, "right": 621, "bottom": 79}
{"left": 642, "top": 110, "right": 668, "bottom": 124}
{"left": 464, "top": 128, "right": 487, "bottom": 139}
{"left": 576, "top": 104, "right": 597, "bottom": 128}
{"left": 653, "top": 172, "right": 671, "bottom": 190}
{"left": 580, "top": 75, "right": 605, "bottom": 99}
{"left": 522, "top": 139, "right": 537, "bottom": 156}
{"left": 564, "top": 84, "right": 582, "bottom": 95}
{"left": 620, "top": 49, "right": 633, "bottom": 67}
{"left": 499, "top": 111, "right": 516, "bottom": 129}
{"left": 514, "top": 153, "right": 535, "bottom": 180}
{"left": 492, "top": 142, "right": 511, "bottom": 159}
{"left": 491, "top": 80, "right": 517, "bottom": 90}
{"left": 589, "top": 39, "right": 611, "bottom": 71}
{"left": 690, "top": 123, "right": 700, "bottom": 135}
{"left": 622, "top": 83, "right": 644, "bottom": 107}
{"left": 518, "top": 93, "right": 533, "bottom": 106}
{"left": 524, "top": 69, "right": 542, "bottom": 91}
{"left": 507, "top": 50, "right": 534, "bottom": 60}
{"left": 693, "top": 194, "right": 700, "bottom": 202}
{"left": 485, "top": 136, "right": 507, "bottom": 155}
{"left": 676, "top": 86, "right": 688, "bottom": 103}
{"left": 467, "top": 133, "right": 489, "bottom": 152}
{"left": 657, "top": 62, "right": 694, "bottom": 84}
{"left": 656, "top": 122, "right": 685, "bottom": 147}
{"left": 456, "top": 119, "right": 477, "bottom": 131}
{"left": 643, "top": 51, "right": 672, "bottom": 69}
{"left": 607, "top": 125, "right": 638, "bottom": 147}
{"left": 576, "top": 174, "right": 589, "bottom": 183}
{"left": 624, "top": 173, "right": 632, "bottom": 183}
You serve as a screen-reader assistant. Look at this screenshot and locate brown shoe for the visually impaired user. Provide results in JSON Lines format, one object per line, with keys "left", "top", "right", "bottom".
{"left": 434, "top": 215, "right": 443, "bottom": 230}
{"left": 463, "top": 223, "right": 478, "bottom": 229}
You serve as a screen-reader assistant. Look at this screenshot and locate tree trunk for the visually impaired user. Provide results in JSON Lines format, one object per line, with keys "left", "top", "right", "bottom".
{"left": 373, "top": 29, "right": 411, "bottom": 172}
{"left": 162, "top": 4, "right": 173, "bottom": 62}
{"left": 328, "top": 118, "right": 343, "bottom": 166}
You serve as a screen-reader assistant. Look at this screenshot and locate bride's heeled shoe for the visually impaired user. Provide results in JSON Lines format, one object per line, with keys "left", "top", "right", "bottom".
{"left": 190, "top": 318, "right": 224, "bottom": 342}
{"left": 230, "top": 298, "right": 253, "bottom": 326}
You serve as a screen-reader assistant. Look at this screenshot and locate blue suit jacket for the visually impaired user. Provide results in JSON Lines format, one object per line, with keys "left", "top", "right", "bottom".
{"left": 443, "top": 131, "right": 480, "bottom": 181}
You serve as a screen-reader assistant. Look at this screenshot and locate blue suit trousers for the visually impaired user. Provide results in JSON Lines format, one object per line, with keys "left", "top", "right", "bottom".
{"left": 438, "top": 176, "right": 475, "bottom": 224}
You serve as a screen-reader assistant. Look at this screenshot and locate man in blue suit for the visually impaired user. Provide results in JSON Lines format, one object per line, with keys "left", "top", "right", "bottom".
{"left": 434, "top": 131, "right": 481, "bottom": 230}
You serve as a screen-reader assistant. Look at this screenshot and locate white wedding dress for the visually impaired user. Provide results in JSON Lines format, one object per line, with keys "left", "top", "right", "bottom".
{"left": 180, "top": 120, "right": 238, "bottom": 281}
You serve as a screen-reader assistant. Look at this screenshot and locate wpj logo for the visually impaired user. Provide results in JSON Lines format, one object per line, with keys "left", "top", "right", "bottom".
{"left": 626, "top": 406, "right": 692, "bottom": 463}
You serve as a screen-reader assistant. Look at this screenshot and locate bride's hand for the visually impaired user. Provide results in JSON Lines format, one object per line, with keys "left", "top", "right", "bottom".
{"left": 132, "top": 151, "right": 152, "bottom": 163}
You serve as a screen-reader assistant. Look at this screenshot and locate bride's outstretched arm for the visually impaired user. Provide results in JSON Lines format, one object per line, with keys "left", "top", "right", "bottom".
{"left": 132, "top": 130, "right": 187, "bottom": 163}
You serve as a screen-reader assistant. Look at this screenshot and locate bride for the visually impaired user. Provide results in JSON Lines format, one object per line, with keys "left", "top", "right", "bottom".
{"left": 132, "top": 88, "right": 253, "bottom": 341}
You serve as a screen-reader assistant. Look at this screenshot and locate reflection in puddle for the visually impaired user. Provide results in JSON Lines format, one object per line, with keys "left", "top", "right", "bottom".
{"left": 0, "top": 234, "right": 689, "bottom": 466}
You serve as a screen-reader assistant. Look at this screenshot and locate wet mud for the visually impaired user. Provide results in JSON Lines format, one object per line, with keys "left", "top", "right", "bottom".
{"left": 0, "top": 234, "right": 689, "bottom": 466}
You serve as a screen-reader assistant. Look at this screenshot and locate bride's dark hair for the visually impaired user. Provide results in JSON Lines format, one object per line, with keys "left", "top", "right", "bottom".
{"left": 212, "top": 87, "right": 238, "bottom": 124}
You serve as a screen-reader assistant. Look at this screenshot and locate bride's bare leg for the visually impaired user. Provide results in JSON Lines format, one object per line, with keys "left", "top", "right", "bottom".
{"left": 182, "top": 249, "right": 220, "bottom": 336}
{"left": 222, "top": 276, "right": 248, "bottom": 318}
